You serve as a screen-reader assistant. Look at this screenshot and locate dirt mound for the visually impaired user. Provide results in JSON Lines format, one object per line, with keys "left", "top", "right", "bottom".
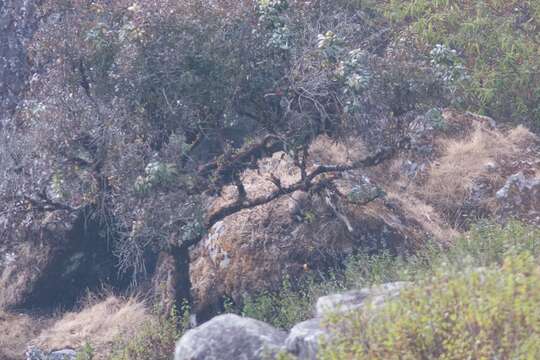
{"left": 0, "top": 311, "right": 50, "bottom": 360}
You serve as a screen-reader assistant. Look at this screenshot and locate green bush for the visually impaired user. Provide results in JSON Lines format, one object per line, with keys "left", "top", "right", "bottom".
{"left": 241, "top": 275, "right": 344, "bottom": 329}
{"left": 384, "top": 0, "right": 540, "bottom": 129}
{"left": 321, "top": 251, "right": 540, "bottom": 359}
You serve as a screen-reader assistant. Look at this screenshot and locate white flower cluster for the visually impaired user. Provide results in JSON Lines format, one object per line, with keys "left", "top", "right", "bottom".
{"left": 134, "top": 161, "right": 177, "bottom": 193}
{"left": 430, "top": 44, "right": 468, "bottom": 86}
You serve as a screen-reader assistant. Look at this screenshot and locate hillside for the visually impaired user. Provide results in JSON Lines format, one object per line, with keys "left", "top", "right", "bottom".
{"left": 0, "top": 1, "right": 539, "bottom": 359}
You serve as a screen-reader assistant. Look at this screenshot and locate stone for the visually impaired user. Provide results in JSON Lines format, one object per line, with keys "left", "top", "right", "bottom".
{"left": 48, "top": 349, "right": 77, "bottom": 360}
{"left": 26, "top": 347, "right": 76, "bottom": 360}
{"left": 315, "top": 282, "right": 409, "bottom": 317}
{"left": 190, "top": 147, "right": 425, "bottom": 315}
{"left": 496, "top": 172, "right": 540, "bottom": 226}
{"left": 285, "top": 318, "right": 329, "bottom": 360}
{"left": 174, "top": 314, "right": 287, "bottom": 360}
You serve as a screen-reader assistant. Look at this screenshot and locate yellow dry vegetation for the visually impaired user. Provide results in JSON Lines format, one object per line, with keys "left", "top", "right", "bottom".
{"left": 33, "top": 295, "right": 152, "bottom": 359}
{"left": 422, "top": 121, "right": 537, "bottom": 218}
{"left": 0, "top": 311, "right": 49, "bottom": 360}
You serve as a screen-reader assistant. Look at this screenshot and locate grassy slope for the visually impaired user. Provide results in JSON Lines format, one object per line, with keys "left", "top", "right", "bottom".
{"left": 320, "top": 223, "right": 540, "bottom": 359}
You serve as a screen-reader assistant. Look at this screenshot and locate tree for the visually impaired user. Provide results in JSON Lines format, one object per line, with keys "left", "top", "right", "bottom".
{"left": 0, "top": 0, "right": 451, "bottom": 310}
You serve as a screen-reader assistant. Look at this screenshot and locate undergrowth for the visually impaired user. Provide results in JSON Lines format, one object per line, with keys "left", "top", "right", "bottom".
{"left": 240, "top": 221, "right": 540, "bottom": 330}
{"left": 109, "top": 302, "right": 190, "bottom": 360}
{"left": 383, "top": 0, "right": 540, "bottom": 129}
{"left": 321, "top": 249, "right": 540, "bottom": 359}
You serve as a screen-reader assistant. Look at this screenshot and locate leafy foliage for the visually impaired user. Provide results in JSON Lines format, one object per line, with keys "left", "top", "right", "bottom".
{"left": 384, "top": 0, "right": 540, "bottom": 129}
{"left": 0, "top": 0, "right": 451, "bottom": 283}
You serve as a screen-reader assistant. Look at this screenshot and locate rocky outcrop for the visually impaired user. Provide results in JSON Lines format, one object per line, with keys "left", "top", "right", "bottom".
{"left": 285, "top": 318, "right": 327, "bottom": 360}
{"left": 286, "top": 282, "right": 409, "bottom": 360}
{"left": 189, "top": 113, "right": 540, "bottom": 315}
{"left": 174, "top": 314, "right": 287, "bottom": 360}
{"left": 189, "top": 140, "right": 430, "bottom": 315}
{"left": 0, "top": 210, "right": 128, "bottom": 310}
{"left": 175, "top": 283, "right": 407, "bottom": 360}
{"left": 315, "top": 282, "right": 409, "bottom": 317}
{"left": 0, "top": 210, "right": 77, "bottom": 309}
{"left": 496, "top": 172, "right": 540, "bottom": 226}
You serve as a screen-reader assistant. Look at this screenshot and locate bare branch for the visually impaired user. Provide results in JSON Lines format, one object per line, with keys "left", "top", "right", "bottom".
{"left": 204, "top": 140, "right": 406, "bottom": 230}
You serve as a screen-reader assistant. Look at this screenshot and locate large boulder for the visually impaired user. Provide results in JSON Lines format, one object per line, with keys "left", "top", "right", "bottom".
{"left": 286, "top": 282, "right": 408, "bottom": 360}
{"left": 174, "top": 314, "right": 287, "bottom": 360}
{"left": 190, "top": 138, "right": 431, "bottom": 315}
{"left": 315, "top": 282, "right": 409, "bottom": 317}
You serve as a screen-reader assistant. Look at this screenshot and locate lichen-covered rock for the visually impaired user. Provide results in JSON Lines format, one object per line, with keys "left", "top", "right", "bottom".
{"left": 174, "top": 314, "right": 286, "bottom": 360}
{"left": 496, "top": 172, "right": 540, "bottom": 226}
{"left": 190, "top": 140, "right": 429, "bottom": 315}
{"left": 316, "top": 282, "right": 409, "bottom": 317}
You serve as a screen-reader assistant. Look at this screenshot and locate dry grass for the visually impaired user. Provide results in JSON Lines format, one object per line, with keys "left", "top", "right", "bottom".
{"left": 0, "top": 242, "right": 54, "bottom": 309}
{"left": 421, "top": 122, "right": 536, "bottom": 219}
{"left": 386, "top": 191, "right": 459, "bottom": 244}
{"left": 33, "top": 295, "right": 152, "bottom": 359}
{"left": 428, "top": 125, "right": 509, "bottom": 197}
{"left": 0, "top": 311, "right": 49, "bottom": 360}
{"left": 308, "top": 135, "right": 368, "bottom": 165}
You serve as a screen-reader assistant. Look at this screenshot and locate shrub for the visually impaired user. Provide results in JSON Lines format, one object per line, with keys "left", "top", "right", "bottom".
{"left": 2, "top": 0, "right": 451, "bottom": 286}
{"left": 238, "top": 221, "right": 540, "bottom": 330}
{"left": 321, "top": 251, "right": 540, "bottom": 359}
{"left": 241, "top": 275, "right": 343, "bottom": 329}
{"left": 384, "top": 0, "right": 540, "bottom": 129}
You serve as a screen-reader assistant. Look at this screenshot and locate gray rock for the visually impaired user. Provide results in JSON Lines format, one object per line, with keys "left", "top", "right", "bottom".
{"left": 348, "top": 176, "right": 384, "bottom": 204}
{"left": 48, "top": 350, "right": 77, "bottom": 360}
{"left": 26, "top": 347, "right": 45, "bottom": 360}
{"left": 316, "top": 282, "right": 409, "bottom": 317}
{"left": 26, "top": 347, "right": 76, "bottom": 360}
{"left": 496, "top": 172, "right": 540, "bottom": 226}
{"left": 285, "top": 318, "right": 329, "bottom": 360}
{"left": 174, "top": 314, "right": 287, "bottom": 360}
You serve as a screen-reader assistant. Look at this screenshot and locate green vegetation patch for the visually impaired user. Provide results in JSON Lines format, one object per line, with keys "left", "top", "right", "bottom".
{"left": 321, "top": 251, "right": 540, "bottom": 359}
{"left": 384, "top": 0, "right": 540, "bottom": 129}
{"left": 240, "top": 221, "right": 540, "bottom": 331}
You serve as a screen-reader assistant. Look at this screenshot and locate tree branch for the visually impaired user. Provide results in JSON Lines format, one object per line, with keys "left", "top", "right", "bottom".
{"left": 204, "top": 139, "right": 405, "bottom": 229}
